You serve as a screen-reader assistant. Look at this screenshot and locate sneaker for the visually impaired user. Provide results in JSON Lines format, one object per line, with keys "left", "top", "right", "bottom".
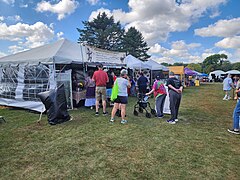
{"left": 95, "top": 112, "right": 99, "bottom": 116}
{"left": 103, "top": 112, "right": 108, "bottom": 116}
{"left": 109, "top": 118, "right": 114, "bottom": 123}
{"left": 175, "top": 119, "right": 178, "bottom": 122}
{"left": 227, "top": 129, "right": 240, "bottom": 135}
{"left": 167, "top": 119, "right": 176, "bottom": 124}
{"left": 120, "top": 120, "right": 128, "bottom": 124}
{"left": 157, "top": 115, "right": 164, "bottom": 118}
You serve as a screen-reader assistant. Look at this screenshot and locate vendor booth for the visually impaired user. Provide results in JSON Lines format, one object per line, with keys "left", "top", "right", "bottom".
{"left": 0, "top": 39, "right": 126, "bottom": 112}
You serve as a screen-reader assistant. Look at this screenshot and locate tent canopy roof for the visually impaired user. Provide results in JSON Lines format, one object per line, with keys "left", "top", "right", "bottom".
{"left": 144, "top": 59, "right": 169, "bottom": 71}
{"left": 226, "top": 70, "right": 240, "bottom": 75}
{"left": 0, "top": 39, "right": 84, "bottom": 65}
{"left": 168, "top": 66, "right": 184, "bottom": 75}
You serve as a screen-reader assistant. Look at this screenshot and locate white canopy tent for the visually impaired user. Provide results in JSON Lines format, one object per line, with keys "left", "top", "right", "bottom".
{"left": 0, "top": 39, "right": 87, "bottom": 65}
{"left": 0, "top": 39, "right": 88, "bottom": 112}
{"left": 209, "top": 70, "right": 226, "bottom": 80}
{"left": 124, "top": 55, "right": 150, "bottom": 69}
{"left": 143, "top": 59, "right": 169, "bottom": 71}
{"left": 226, "top": 70, "right": 240, "bottom": 75}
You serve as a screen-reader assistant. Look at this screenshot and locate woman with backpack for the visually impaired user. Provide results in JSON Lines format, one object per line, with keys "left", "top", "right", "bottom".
{"left": 146, "top": 76, "right": 167, "bottom": 118}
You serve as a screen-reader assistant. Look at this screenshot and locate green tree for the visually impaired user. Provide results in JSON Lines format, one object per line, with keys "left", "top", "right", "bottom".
{"left": 221, "top": 60, "right": 232, "bottom": 71}
{"left": 186, "top": 63, "right": 202, "bottom": 72}
{"left": 232, "top": 62, "right": 240, "bottom": 70}
{"left": 123, "top": 27, "right": 150, "bottom": 61}
{"left": 77, "top": 12, "right": 124, "bottom": 51}
{"left": 202, "top": 54, "right": 228, "bottom": 73}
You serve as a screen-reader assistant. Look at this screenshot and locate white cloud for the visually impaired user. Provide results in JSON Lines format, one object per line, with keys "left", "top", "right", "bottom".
{"left": 0, "top": 16, "right": 4, "bottom": 21}
{"left": 215, "top": 36, "right": 240, "bottom": 49}
{"left": 0, "top": 51, "right": 7, "bottom": 58}
{"left": 0, "top": 0, "right": 14, "bottom": 5}
{"left": 0, "top": 21, "right": 58, "bottom": 54}
{"left": 89, "top": 0, "right": 227, "bottom": 45}
{"left": 36, "top": 0, "right": 79, "bottom": 20}
{"left": 195, "top": 18, "right": 240, "bottom": 37}
{"left": 87, "top": 0, "right": 99, "bottom": 5}
{"left": 148, "top": 40, "right": 202, "bottom": 64}
{"left": 57, "top": 32, "right": 64, "bottom": 39}
{"left": 20, "top": 4, "right": 28, "bottom": 8}
{"left": 88, "top": 8, "right": 112, "bottom": 21}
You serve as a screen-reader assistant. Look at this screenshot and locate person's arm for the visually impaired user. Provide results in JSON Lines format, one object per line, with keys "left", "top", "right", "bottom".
{"left": 92, "top": 73, "right": 95, "bottom": 82}
{"left": 146, "top": 88, "right": 154, "bottom": 96}
{"left": 127, "top": 77, "right": 131, "bottom": 88}
{"left": 168, "top": 84, "right": 179, "bottom": 92}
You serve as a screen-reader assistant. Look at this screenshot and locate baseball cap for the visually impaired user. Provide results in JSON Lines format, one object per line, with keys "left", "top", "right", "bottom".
{"left": 120, "top": 69, "right": 128, "bottom": 76}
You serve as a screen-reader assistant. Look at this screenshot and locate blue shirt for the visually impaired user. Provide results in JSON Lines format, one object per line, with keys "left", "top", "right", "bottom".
{"left": 223, "top": 77, "right": 233, "bottom": 91}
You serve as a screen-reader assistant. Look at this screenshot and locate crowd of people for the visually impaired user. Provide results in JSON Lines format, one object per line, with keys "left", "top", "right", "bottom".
{"left": 74, "top": 64, "right": 183, "bottom": 125}
{"left": 73, "top": 66, "right": 240, "bottom": 135}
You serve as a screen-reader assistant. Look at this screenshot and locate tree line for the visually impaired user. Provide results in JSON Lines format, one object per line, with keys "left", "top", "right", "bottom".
{"left": 161, "top": 54, "right": 240, "bottom": 74}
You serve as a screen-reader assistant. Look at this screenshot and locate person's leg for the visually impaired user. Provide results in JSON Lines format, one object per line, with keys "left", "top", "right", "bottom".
{"left": 95, "top": 87, "right": 100, "bottom": 114}
{"left": 169, "top": 91, "right": 177, "bottom": 120}
{"left": 159, "top": 94, "right": 167, "bottom": 116}
{"left": 101, "top": 87, "right": 107, "bottom": 113}
{"left": 111, "top": 103, "right": 119, "bottom": 121}
{"left": 120, "top": 104, "right": 127, "bottom": 121}
{"left": 175, "top": 94, "right": 182, "bottom": 120}
{"left": 155, "top": 96, "right": 161, "bottom": 117}
{"left": 233, "top": 101, "right": 240, "bottom": 129}
{"left": 223, "top": 90, "right": 227, "bottom": 100}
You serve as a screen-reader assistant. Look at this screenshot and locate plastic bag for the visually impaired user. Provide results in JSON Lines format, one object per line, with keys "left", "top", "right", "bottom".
{"left": 110, "top": 80, "right": 118, "bottom": 101}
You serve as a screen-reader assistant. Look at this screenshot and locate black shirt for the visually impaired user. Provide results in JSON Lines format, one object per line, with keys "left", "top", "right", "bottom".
{"left": 106, "top": 74, "right": 114, "bottom": 89}
{"left": 137, "top": 76, "right": 148, "bottom": 86}
{"left": 166, "top": 77, "right": 182, "bottom": 90}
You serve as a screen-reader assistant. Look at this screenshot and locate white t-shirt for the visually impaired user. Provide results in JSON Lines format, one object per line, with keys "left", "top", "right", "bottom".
{"left": 116, "top": 77, "right": 129, "bottom": 96}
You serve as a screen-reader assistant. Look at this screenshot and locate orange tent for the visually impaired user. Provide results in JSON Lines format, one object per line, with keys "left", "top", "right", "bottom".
{"left": 168, "top": 66, "right": 184, "bottom": 80}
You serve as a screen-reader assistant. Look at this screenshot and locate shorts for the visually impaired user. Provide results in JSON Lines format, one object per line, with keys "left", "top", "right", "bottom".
{"left": 95, "top": 86, "right": 107, "bottom": 101}
{"left": 114, "top": 96, "right": 128, "bottom": 104}
{"left": 106, "top": 88, "right": 112, "bottom": 98}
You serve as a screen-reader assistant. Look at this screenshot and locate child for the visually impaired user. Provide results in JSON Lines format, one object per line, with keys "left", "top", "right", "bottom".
{"left": 227, "top": 90, "right": 240, "bottom": 135}
{"left": 146, "top": 76, "right": 167, "bottom": 118}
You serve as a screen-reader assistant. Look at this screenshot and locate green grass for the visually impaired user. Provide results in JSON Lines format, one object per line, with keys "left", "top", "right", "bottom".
{"left": 0, "top": 83, "right": 240, "bottom": 179}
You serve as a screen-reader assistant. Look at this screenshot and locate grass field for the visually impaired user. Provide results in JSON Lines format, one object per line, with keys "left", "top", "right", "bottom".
{"left": 0, "top": 83, "right": 240, "bottom": 179}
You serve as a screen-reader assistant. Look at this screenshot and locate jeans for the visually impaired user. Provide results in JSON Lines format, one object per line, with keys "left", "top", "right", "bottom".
{"left": 169, "top": 90, "right": 182, "bottom": 120}
{"left": 156, "top": 94, "right": 166, "bottom": 117}
{"left": 233, "top": 100, "right": 240, "bottom": 129}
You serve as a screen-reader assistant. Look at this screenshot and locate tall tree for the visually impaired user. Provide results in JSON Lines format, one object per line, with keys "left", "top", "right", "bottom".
{"left": 202, "top": 54, "right": 228, "bottom": 73}
{"left": 232, "top": 62, "right": 240, "bottom": 70}
{"left": 77, "top": 12, "right": 124, "bottom": 51}
{"left": 123, "top": 27, "right": 150, "bottom": 61}
{"left": 186, "top": 63, "right": 202, "bottom": 72}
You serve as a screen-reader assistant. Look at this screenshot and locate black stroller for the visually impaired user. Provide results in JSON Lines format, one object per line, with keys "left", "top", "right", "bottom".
{"left": 133, "top": 93, "right": 156, "bottom": 118}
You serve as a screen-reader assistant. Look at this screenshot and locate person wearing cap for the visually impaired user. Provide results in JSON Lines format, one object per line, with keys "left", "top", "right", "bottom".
{"left": 146, "top": 76, "right": 167, "bottom": 118}
{"left": 166, "top": 71, "right": 183, "bottom": 124}
{"left": 92, "top": 64, "right": 109, "bottom": 116}
{"left": 110, "top": 69, "right": 131, "bottom": 124}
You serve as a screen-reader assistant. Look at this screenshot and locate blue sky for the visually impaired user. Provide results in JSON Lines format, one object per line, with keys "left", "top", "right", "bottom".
{"left": 0, "top": 0, "right": 240, "bottom": 64}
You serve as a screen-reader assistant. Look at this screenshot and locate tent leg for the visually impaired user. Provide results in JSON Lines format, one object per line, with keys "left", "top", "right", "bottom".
{"left": 37, "top": 111, "right": 43, "bottom": 123}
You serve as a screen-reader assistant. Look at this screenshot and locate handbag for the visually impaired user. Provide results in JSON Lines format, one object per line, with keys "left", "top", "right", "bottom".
{"left": 110, "top": 79, "right": 118, "bottom": 101}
